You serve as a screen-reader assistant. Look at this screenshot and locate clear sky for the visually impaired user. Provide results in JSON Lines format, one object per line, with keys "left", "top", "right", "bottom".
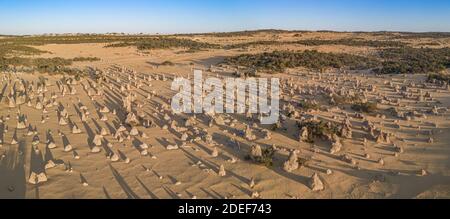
{"left": 0, "top": 0, "right": 449, "bottom": 35}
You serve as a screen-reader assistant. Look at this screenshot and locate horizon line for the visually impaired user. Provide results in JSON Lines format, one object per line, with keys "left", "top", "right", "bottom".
{"left": 2, "top": 29, "right": 450, "bottom": 37}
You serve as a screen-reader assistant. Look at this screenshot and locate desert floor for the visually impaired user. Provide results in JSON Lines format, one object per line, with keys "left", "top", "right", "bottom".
{"left": 1, "top": 32, "right": 450, "bottom": 199}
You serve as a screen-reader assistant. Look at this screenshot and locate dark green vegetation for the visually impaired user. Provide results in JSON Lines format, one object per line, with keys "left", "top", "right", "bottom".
{"left": 181, "top": 30, "right": 450, "bottom": 41}
{"left": 160, "top": 60, "right": 175, "bottom": 66}
{"left": 29, "top": 57, "right": 72, "bottom": 68}
{"left": 106, "top": 37, "right": 219, "bottom": 51}
{"left": 0, "top": 36, "right": 103, "bottom": 74}
{"left": 0, "top": 44, "right": 48, "bottom": 57}
{"left": 329, "top": 94, "right": 362, "bottom": 105}
{"left": 245, "top": 146, "right": 276, "bottom": 167}
{"left": 351, "top": 102, "right": 378, "bottom": 113}
{"left": 2, "top": 31, "right": 449, "bottom": 75}
{"left": 393, "top": 32, "right": 450, "bottom": 39}
{"left": 297, "top": 100, "right": 320, "bottom": 111}
{"left": 297, "top": 120, "right": 341, "bottom": 143}
{"left": 375, "top": 47, "right": 450, "bottom": 74}
{"left": 0, "top": 34, "right": 158, "bottom": 45}
{"left": 221, "top": 33, "right": 450, "bottom": 74}
{"left": 224, "top": 40, "right": 283, "bottom": 49}
{"left": 428, "top": 73, "right": 450, "bottom": 84}
{"left": 0, "top": 56, "right": 99, "bottom": 74}
{"left": 224, "top": 47, "right": 450, "bottom": 74}
{"left": 72, "top": 57, "right": 101, "bottom": 62}
{"left": 225, "top": 39, "right": 407, "bottom": 50}
{"left": 417, "top": 42, "right": 441, "bottom": 46}
{"left": 1, "top": 35, "right": 219, "bottom": 53}
{"left": 296, "top": 39, "right": 407, "bottom": 48}
{"left": 223, "top": 50, "right": 379, "bottom": 72}
{"left": 185, "top": 29, "right": 294, "bottom": 38}
{"left": 1, "top": 34, "right": 214, "bottom": 75}
{"left": 232, "top": 68, "right": 258, "bottom": 78}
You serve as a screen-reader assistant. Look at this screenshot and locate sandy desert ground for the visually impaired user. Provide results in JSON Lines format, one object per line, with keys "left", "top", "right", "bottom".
{"left": 1, "top": 31, "right": 450, "bottom": 199}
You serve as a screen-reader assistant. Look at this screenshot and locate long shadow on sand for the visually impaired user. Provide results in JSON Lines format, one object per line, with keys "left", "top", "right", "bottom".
{"left": 109, "top": 164, "right": 140, "bottom": 199}
{"left": 136, "top": 176, "right": 158, "bottom": 199}
{"left": 0, "top": 141, "right": 27, "bottom": 198}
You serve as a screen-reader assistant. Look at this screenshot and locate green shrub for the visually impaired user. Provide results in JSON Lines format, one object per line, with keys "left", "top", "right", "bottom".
{"left": 0, "top": 56, "right": 92, "bottom": 75}
{"left": 297, "top": 120, "right": 341, "bottom": 142}
{"left": 375, "top": 47, "right": 450, "bottom": 74}
{"left": 245, "top": 146, "right": 275, "bottom": 167}
{"left": 0, "top": 34, "right": 160, "bottom": 46}
{"left": 329, "top": 94, "right": 361, "bottom": 105}
{"left": 428, "top": 73, "right": 450, "bottom": 83}
{"left": 201, "top": 29, "right": 289, "bottom": 38}
{"left": 160, "top": 60, "right": 175, "bottom": 66}
{"left": 298, "top": 100, "right": 319, "bottom": 110}
{"left": 224, "top": 39, "right": 407, "bottom": 50}
{"left": 223, "top": 50, "right": 380, "bottom": 72}
{"left": 351, "top": 102, "right": 378, "bottom": 113}
{"left": 393, "top": 32, "right": 450, "bottom": 39}
{"left": 106, "top": 37, "right": 219, "bottom": 51}
{"left": 0, "top": 44, "right": 48, "bottom": 57}
{"left": 295, "top": 39, "right": 407, "bottom": 48}
{"left": 72, "top": 57, "right": 100, "bottom": 62}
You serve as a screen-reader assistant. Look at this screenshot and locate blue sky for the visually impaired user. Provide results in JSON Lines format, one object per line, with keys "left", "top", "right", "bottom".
{"left": 0, "top": 0, "right": 449, "bottom": 35}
